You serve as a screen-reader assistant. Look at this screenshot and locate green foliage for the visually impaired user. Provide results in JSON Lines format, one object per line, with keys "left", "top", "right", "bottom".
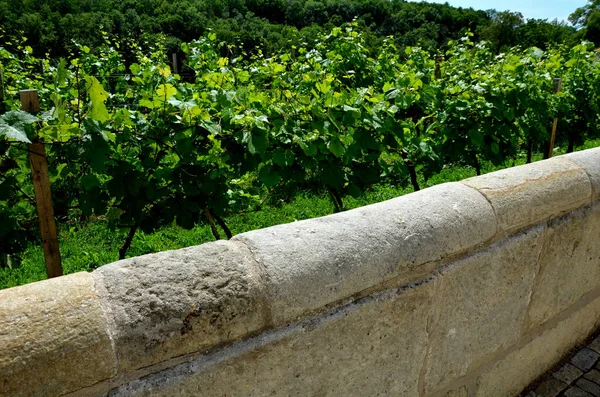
{"left": 3, "top": 136, "right": 599, "bottom": 290}
{"left": 0, "top": 111, "right": 36, "bottom": 143}
{"left": 570, "top": 1, "right": 600, "bottom": 44}
{"left": 0, "top": 0, "right": 580, "bottom": 60}
{"left": 0, "top": 25, "right": 599, "bottom": 273}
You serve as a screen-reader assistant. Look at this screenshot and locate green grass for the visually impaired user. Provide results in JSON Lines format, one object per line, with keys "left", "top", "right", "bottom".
{"left": 2, "top": 139, "right": 599, "bottom": 290}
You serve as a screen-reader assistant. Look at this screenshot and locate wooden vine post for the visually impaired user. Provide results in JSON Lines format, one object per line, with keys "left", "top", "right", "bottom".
{"left": 172, "top": 53, "right": 178, "bottom": 74}
{"left": 547, "top": 78, "right": 563, "bottom": 158}
{"left": 20, "top": 89, "right": 63, "bottom": 278}
{"left": 0, "top": 68, "right": 5, "bottom": 113}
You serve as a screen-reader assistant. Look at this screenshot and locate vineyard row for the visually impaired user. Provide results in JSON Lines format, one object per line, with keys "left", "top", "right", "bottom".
{"left": 1, "top": 25, "right": 599, "bottom": 274}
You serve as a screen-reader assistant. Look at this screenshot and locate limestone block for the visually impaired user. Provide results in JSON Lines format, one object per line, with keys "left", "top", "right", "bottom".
{"left": 475, "top": 293, "right": 600, "bottom": 397}
{"left": 234, "top": 182, "right": 496, "bottom": 325}
{"left": 108, "top": 279, "right": 436, "bottom": 397}
{"left": 563, "top": 147, "right": 600, "bottom": 201}
{"left": 525, "top": 204, "right": 600, "bottom": 330}
{"left": 423, "top": 227, "right": 544, "bottom": 393}
{"left": 94, "top": 240, "right": 267, "bottom": 372}
{"left": 0, "top": 272, "right": 116, "bottom": 397}
{"left": 446, "top": 386, "right": 469, "bottom": 397}
{"left": 462, "top": 157, "right": 591, "bottom": 236}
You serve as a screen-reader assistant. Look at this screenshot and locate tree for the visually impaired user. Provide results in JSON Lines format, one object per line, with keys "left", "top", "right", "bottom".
{"left": 518, "top": 19, "right": 576, "bottom": 49}
{"left": 479, "top": 10, "right": 524, "bottom": 53}
{"left": 570, "top": 0, "right": 600, "bottom": 44}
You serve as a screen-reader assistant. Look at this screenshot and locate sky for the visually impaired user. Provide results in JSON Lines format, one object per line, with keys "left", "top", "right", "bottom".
{"left": 415, "top": 0, "right": 590, "bottom": 22}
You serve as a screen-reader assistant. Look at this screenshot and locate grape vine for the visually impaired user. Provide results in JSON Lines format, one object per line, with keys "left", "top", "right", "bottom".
{"left": 1, "top": 25, "right": 599, "bottom": 264}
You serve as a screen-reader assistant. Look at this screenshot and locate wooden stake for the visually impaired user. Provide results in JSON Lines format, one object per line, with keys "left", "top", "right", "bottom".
{"left": 172, "top": 53, "right": 178, "bottom": 74}
{"left": 20, "top": 90, "right": 39, "bottom": 114}
{"left": 547, "top": 78, "right": 563, "bottom": 158}
{"left": 0, "top": 69, "right": 4, "bottom": 101}
{"left": 435, "top": 57, "right": 442, "bottom": 80}
{"left": 0, "top": 69, "right": 5, "bottom": 113}
{"left": 20, "top": 90, "right": 63, "bottom": 278}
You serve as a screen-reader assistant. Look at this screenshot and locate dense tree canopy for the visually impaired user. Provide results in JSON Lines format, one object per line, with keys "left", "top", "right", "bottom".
{"left": 0, "top": 0, "right": 583, "bottom": 59}
{"left": 570, "top": 0, "right": 600, "bottom": 44}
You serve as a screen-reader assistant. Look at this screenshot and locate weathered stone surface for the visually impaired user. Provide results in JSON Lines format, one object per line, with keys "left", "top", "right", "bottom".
{"left": 446, "top": 386, "right": 469, "bottom": 396}
{"left": 525, "top": 392, "right": 542, "bottom": 397}
{"left": 584, "top": 369, "right": 600, "bottom": 384}
{"left": 564, "top": 387, "right": 594, "bottom": 397}
{"left": 5, "top": 150, "right": 600, "bottom": 397}
{"left": 563, "top": 148, "right": 600, "bottom": 201}
{"left": 462, "top": 157, "right": 591, "bottom": 236}
{"left": 525, "top": 204, "right": 600, "bottom": 330}
{"left": 576, "top": 378, "right": 600, "bottom": 396}
{"left": 423, "top": 227, "right": 544, "bottom": 393}
{"left": 588, "top": 336, "right": 600, "bottom": 354}
{"left": 535, "top": 378, "right": 568, "bottom": 396}
{"left": 572, "top": 349, "right": 600, "bottom": 372}
{"left": 553, "top": 363, "right": 584, "bottom": 384}
{"left": 108, "top": 280, "right": 436, "bottom": 397}
{"left": 94, "top": 240, "right": 267, "bottom": 371}
{"left": 0, "top": 272, "right": 116, "bottom": 397}
{"left": 234, "top": 182, "right": 496, "bottom": 324}
{"left": 475, "top": 294, "right": 600, "bottom": 397}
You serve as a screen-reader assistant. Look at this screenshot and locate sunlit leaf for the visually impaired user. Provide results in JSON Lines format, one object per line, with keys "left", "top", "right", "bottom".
{"left": 85, "top": 76, "right": 110, "bottom": 122}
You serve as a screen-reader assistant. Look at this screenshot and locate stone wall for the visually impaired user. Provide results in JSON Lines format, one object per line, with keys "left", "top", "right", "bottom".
{"left": 2, "top": 148, "right": 600, "bottom": 397}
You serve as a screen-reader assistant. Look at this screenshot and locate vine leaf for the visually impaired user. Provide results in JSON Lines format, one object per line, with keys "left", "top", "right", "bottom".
{"left": 328, "top": 138, "right": 345, "bottom": 158}
{"left": 85, "top": 76, "right": 110, "bottom": 122}
{"left": 156, "top": 84, "right": 177, "bottom": 101}
{"left": 0, "top": 111, "right": 37, "bottom": 143}
{"left": 245, "top": 129, "right": 268, "bottom": 156}
{"left": 0, "top": 123, "right": 31, "bottom": 143}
